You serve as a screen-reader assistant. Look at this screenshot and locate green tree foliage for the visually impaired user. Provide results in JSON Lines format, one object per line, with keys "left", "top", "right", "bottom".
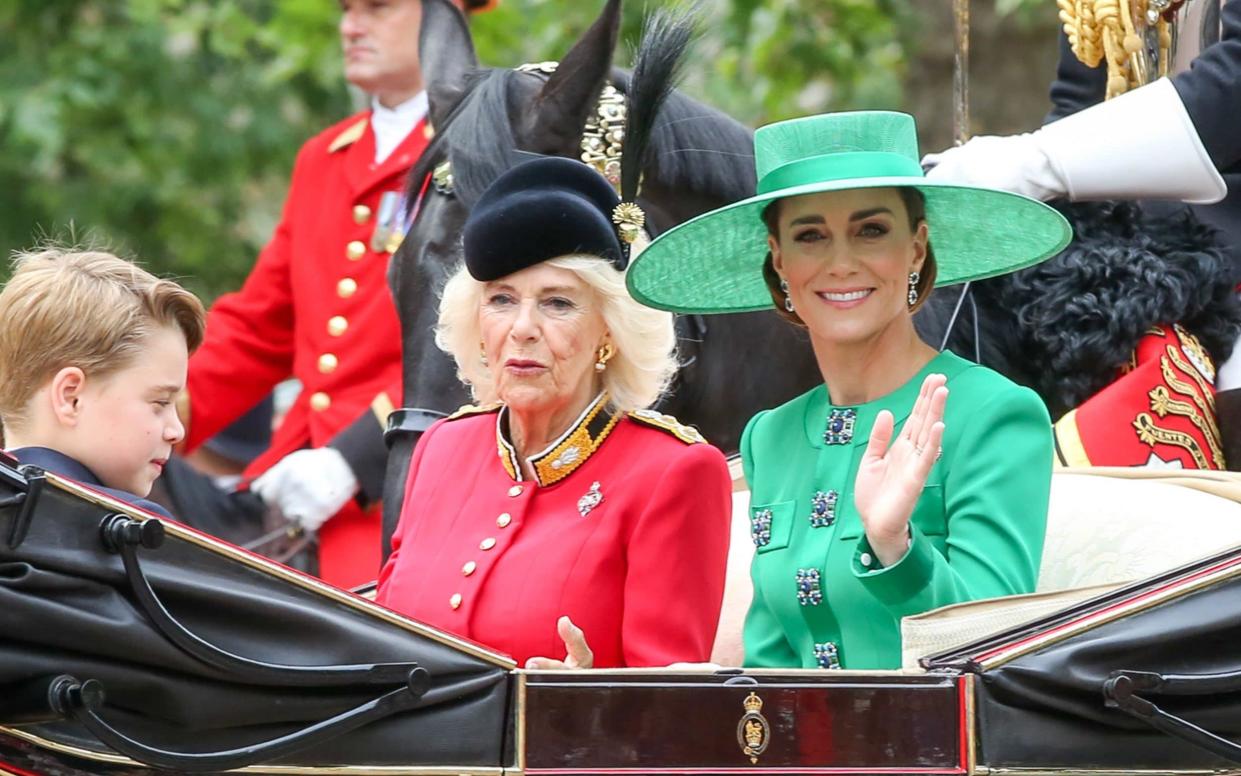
{"left": 0, "top": 0, "right": 1043, "bottom": 298}
{"left": 0, "top": 0, "right": 348, "bottom": 297}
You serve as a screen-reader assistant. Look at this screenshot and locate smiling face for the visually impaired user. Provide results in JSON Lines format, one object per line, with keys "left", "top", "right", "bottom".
{"left": 769, "top": 187, "right": 928, "bottom": 348}
{"left": 479, "top": 263, "right": 610, "bottom": 422}
{"left": 339, "top": 0, "right": 465, "bottom": 107}
{"left": 68, "top": 325, "right": 188, "bottom": 496}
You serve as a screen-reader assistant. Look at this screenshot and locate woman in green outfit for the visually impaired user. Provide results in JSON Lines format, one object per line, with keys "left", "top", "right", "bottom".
{"left": 626, "top": 111, "right": 1073, "bottom": 670}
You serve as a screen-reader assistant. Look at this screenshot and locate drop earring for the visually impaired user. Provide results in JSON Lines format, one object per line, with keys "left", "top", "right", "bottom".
{"left": 907, "top": 271, "right": 920, "bottom": 308}
{"left": 595, "top": 342, "right": 614, "bottom": 372}
{"left": 479, "top": 341, "right": 488, "bottom": 367}
{"left": 780, "top": 278, "right": 795, "bottom": 313}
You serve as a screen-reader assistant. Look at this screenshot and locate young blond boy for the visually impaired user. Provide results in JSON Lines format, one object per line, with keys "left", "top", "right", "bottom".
{"left": 0, "top": 248, "right": 205, "bottom": 516}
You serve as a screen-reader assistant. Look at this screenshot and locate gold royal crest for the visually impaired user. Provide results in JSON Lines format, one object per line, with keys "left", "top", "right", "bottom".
{"left": 736, "top": 692, "right": 770, "bottom": 765}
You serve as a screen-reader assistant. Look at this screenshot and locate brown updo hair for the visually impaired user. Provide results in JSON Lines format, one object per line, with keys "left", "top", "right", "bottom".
{"left": 761, "top": 187, "right": 938, "bottom": 327}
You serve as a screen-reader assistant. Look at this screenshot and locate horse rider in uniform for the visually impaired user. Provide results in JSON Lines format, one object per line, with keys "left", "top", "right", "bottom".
{"left": 177, "top": 0, "right": 498, "bottom": 589}
{"left": 925, "top": 0, "right": 1241, "bottom": 470}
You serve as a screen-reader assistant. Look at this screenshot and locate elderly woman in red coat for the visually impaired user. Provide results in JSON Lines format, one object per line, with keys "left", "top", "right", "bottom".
{"left": 376, "top": 157, "right": 732, "bottom": 668}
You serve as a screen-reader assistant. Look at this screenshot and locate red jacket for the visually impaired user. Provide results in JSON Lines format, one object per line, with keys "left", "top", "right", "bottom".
{"left": 376, "top": 398, "right": 732, "bottom": 668}
{"left": 184, "top": 111, "right": 431, "bottom": 588}
{"left": 1054, "top": 324, "right": 1226, "bottom": 469}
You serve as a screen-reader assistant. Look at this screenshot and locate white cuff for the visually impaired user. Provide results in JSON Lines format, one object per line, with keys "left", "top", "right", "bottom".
{"left": 1036, "top": 78, "right": 1226, "bottom": 205}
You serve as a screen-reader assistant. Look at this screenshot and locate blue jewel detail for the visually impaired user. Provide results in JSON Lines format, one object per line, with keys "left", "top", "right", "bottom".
{"left": 809, "top": 490, "right": 838, "bottom": 528}
{"left": 814, "top": 642, "right": 840, "bottom": 669}
{"left": 824, "top": 408, "right": 856, "bottom": 445}
{"left": 796, "top": 568, "right": 822, "bottom": 606}
{"left": 750, "top": 508, "right": 773, "bottom": 548}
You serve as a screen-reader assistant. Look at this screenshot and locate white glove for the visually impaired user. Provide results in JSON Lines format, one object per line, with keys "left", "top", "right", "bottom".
{"left": 251, "top": 447, "right": 359, "bottom": 534}
{"left": 923, "top": 133, "right": 1063, "bottom": 201}
{"left": 924, "top": 79, "right": 1225, "bottom": 205}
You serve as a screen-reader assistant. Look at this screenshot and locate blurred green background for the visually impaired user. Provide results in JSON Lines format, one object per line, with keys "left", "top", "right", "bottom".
{"left": 0, "top": 0, "right": 1061, "bottom": 300}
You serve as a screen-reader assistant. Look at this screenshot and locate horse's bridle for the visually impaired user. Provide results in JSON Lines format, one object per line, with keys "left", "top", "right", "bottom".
{"left": 386, "top": 62, "right": 637, "bottom": 442}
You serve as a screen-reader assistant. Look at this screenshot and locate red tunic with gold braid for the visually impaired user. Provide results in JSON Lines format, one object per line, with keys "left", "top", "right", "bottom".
{"left": 183, "top": 111, "right": 431, "bottom": 588}
{"left": 1054, "top": 324, "right": 1225, "bottom": 469}
{"left": 376, "top": 396, "right": 733, "bottom": 668}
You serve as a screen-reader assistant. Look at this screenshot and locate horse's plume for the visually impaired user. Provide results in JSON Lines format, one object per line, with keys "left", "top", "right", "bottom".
{"left": 621, "top": 5, "right": 696, "bottom": 203}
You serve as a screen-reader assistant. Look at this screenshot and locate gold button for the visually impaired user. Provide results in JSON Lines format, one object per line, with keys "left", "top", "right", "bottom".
{"left": 309, "top": 392, "right": 331, "bottom": 412}
{"left": 318, "top": 353, "right": 339, "bottom": 374}
{"left": 480, "top": 537, "right": 497, "bottom": 551}
{"left": 346, "top": 240, "right": 366, "bottom": 261}
{"left": 352, "top": 204, "right": 372, "bottom": 224}
{"left": 496, "top": 513, "right": 512, "bottom": 528}
{"left": 327, "top": 316, "right": 348, "bottom": 337}
{"left": 337, "top": 278, "right": 358, "bottom": 298}
{"left": 462, "top": 561, "right": 477, "bottom": 576}
{"left": 423, "top": 124, "right": 436, "bottom": 140}
{"left": 450, "top": 593, "right": 462, "bottom": 610}
{"left": 508, "top": 485, "right": 524, "bottom": 497}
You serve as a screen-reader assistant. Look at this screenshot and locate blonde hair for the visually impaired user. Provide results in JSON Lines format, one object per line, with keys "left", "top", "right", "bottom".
{"left": 0, "top": 247, "right": 206, "bottom": 430}
{"left": 435, "top": 252, "right": 677, "bottom": 413}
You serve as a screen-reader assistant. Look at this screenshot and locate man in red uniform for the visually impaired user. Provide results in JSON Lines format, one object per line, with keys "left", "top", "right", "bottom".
{"left": 180, "top": 0, "right": 495, "bottom": 589}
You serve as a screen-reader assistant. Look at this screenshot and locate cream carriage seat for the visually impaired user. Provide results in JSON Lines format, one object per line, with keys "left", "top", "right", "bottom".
{"left": 711, "top": 466, "right": 1241, "bottom": 668}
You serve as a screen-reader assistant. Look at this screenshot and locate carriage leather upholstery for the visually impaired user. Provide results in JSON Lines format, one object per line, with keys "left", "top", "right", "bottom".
{"left": 0, "top": 461, "right": 514, "bottom": 772}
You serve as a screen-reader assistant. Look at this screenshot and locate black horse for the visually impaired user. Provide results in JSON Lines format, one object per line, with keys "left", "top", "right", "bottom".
{"left": 381, "top": 0, "right": 819, "bottom": 549}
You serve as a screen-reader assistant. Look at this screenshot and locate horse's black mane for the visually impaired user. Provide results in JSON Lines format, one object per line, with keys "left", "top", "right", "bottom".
{"left": 407, "top": 41, "right": 756, "bottom": 212}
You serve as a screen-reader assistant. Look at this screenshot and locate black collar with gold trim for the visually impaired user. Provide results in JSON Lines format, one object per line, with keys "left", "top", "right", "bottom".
{"left": 495, "top": 393, "right": 621, "bottom": 486}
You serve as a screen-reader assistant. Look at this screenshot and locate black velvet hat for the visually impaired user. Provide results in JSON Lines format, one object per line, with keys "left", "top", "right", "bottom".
{"left": 462, "top": 157, "right": 638, "bottom": 282}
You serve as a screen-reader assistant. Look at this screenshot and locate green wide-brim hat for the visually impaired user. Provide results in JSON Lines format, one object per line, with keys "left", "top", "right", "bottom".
{"left": 626, "top": 111, "right": 1073, "bottom": 314}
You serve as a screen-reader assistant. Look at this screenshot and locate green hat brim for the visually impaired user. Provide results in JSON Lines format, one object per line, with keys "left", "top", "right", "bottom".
{"left": 626, "top": 176, "right": 1073, "bottom": 315}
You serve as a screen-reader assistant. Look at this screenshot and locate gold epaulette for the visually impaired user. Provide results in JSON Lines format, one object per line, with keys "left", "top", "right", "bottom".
{"left": 447, "top": 402, "right": 502, "bottom": 421}
{"left": 328, "top": 118, "right": 368, "bottom": 153}
{"left": 627, "top": 409, "right": 706, "bottom": 445}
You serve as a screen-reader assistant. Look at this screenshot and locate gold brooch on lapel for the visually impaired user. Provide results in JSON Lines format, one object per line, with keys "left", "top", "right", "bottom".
{"left": 577, "top": 481, "right": 603, "bottom": 517}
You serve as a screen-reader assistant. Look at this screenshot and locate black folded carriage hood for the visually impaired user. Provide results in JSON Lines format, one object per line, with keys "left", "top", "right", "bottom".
{"left": 0, "top": 454, "right": 515, "bottom": 775}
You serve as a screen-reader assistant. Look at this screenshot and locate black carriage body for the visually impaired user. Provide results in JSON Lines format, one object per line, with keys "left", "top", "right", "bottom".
{"left": 0, "top": 458, "right": 515, "bottom": 774}
{"left": 2, "top": 458, "right": 1241, "bottom": 775}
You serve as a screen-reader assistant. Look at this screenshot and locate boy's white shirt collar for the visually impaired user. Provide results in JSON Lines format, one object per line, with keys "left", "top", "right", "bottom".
{"left": 370, "top": 91, "right": 429, "bottom": 164}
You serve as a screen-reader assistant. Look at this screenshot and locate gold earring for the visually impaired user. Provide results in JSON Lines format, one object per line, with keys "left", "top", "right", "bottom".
{"left": 479, "top": 341, "right": 488, "bottom": 367}
{"left": 595, "top": 343, "right": 614, "bottom": 372}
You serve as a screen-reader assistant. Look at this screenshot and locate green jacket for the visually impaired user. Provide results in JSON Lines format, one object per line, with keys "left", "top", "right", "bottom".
{"left": 741, "top": 350, "right": 1052, "bottom": 670}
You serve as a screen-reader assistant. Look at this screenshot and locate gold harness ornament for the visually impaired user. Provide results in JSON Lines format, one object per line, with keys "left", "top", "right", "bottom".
{"left": 515, "top": 61, "right": 627, "bottom": 190}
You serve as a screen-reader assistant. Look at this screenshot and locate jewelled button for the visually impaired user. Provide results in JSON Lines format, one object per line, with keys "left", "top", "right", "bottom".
{"left": 750, "top": 508, "right": 773, "bottom": 548}
{"left": 480, "top": 537, "right": 497, "bottom": 551}
{"left": 823, "top": 408, "right": 857, "bottom": 445}
{"left": 346, "top": 240, "right": 366, "bottom": 261}
{"left": 496, "top": 513, "right": 512, "bottom": 528}
{"left": 352, "top": 204, "right": 372, "bottom": 224}
{"left": 810, "top": 490, "right": 838, "bottom": 528}
{"left": 318, "top": 353, "right": 338, "bottom": 374}
{"left": 508, "top": 485, "right": 524, "bottom": 497}
{"left": 796, "top": 568, "right": 823, "bottom": 606}
{"left": 337, "top": 278, "right": 358, "bottom": 298}
{"left": 327, "top": 316, "right": 348, "bottom": 337}
{"left": 309, "top": 392, "right": 331, "bottom": 412}
{"left": 449, "top": 593, "right": 462, "bottom": 610}
{"left": 814, "top": 642, "right": 841, "bottom": 669}
{"left": 462, "top": 561, "right": 477, "bottom": 576}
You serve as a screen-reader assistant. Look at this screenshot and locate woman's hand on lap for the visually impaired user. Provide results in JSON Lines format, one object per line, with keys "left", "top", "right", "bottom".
{"left": 525, "top": 616, "right": 595, "bottom": 670}
{"left": 854, "top": 373, "right": 948, "bottom": 567}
